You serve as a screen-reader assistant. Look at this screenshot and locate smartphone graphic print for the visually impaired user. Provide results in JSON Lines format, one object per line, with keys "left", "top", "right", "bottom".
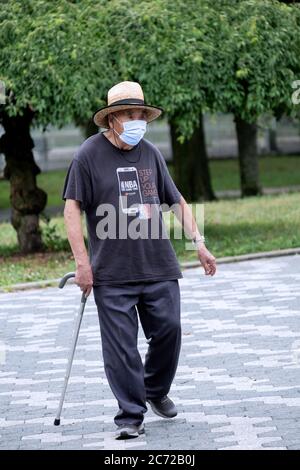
{"left": 116, "top": 167, "right": 143, "bottom": 215}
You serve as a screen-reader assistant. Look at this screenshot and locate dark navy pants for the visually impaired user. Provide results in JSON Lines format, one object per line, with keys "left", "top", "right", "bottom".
{"left": 93, "top": 279, "right": 181, "bottom": 427}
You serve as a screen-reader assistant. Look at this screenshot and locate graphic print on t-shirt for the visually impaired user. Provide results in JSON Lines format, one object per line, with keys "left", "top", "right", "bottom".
{"left": 138, "top": 168, "right": 158, "bottom": 200}
{"left": 62, "top": 133, "right": 183, "bottom": 284}
{"left": 137, "top": 168, "right": 159, "bottom": 219}
{"left": 116, "top": 167, "right": 143, "bottom": 215}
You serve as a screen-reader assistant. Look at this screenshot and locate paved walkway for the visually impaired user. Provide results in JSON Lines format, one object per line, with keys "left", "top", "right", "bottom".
{"left": 0, "top": 254, "right": 300, "bottom": 450}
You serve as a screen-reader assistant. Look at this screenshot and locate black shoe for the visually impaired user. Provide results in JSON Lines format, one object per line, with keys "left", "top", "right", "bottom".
{"left": 115, "top": 423, "right": 145, "bottom": 440}
{"left": 146, "top": 395, "right": 177, "bottom": 418}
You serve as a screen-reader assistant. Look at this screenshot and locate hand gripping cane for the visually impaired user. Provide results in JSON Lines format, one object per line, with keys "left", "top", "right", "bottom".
{"left": 54, "top": 272, "right": 88, "bottom": 426}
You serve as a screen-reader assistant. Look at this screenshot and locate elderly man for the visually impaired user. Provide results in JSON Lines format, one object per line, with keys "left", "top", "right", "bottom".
{"left": 62, "top": 81, "right": 216, "bottom": 440}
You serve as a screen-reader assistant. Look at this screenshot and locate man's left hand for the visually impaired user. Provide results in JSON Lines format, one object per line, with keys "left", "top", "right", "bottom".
{"left": 197, "top": 244, "right": 217, "bottom": 276}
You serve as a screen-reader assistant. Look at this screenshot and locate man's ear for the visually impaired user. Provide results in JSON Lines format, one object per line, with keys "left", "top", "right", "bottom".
{"left": 108, "top": 114, "right": 113, "bottom": 128}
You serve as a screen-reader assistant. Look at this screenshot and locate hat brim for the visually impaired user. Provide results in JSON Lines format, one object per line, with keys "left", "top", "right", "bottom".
{"left": 93, "top": 103, "right": 163, "bottom": 128}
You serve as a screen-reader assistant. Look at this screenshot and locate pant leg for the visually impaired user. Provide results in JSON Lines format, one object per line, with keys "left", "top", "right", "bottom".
{"left": 137, "top": 279, "right": 181, "bottom": 400}
{"left": 93, "top": 283, "right": 147, "bottom": 427}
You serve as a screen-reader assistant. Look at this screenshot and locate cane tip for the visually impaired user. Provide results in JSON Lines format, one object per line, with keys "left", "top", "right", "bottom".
{"left": 54, "top": 418, "right": 60, "bottom": 426}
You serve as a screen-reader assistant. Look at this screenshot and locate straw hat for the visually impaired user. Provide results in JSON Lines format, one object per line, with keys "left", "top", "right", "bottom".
{"left": 93, "top": 81, "right": 163, "bottom": 128}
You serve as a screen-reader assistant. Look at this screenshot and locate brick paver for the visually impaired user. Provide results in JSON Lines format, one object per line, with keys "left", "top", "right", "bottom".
{"left": 0, "top": 254, "right": 300, "bottom": 450}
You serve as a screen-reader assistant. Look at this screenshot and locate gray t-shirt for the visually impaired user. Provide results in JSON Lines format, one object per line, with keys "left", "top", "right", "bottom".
{"left": 62, "top": 131, "right": 183, "bottom": 285}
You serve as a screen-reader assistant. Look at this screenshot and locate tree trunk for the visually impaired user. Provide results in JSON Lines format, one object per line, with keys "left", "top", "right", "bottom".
{"left": 234, "top": 115, "right": 262, "bottom": 197}
{"left": 0, "top": 107, "right": 47, "bottom": 253}
{"left": 170, "top": 114, "right": 217, "bottom": 202}
{"left": 269, "top": 117, "right": 279, "bottom": 154}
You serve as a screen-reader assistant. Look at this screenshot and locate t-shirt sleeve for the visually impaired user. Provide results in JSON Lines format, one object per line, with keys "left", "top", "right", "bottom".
{"left": 61, "top": 158, "right": 92, "bottom": 212}
{"left": 157, "top": 149, "right": 182, "bottom": 209}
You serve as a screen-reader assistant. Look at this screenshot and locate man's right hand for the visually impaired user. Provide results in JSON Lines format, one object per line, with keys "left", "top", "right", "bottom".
{"left": 75, "top": 262, "right": 93, "bottom": 297}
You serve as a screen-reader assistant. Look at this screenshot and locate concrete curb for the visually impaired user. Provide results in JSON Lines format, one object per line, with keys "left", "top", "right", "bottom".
{"left": 0, "top": 277, "right": 76, "bottom": 293}
{"left": 1, "top": 246, "right": 299, "bottom": 293}
{"left": 181, "top": 246, "right": 300, "bottom": 270}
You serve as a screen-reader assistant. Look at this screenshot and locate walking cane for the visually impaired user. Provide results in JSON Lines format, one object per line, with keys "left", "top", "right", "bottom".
{"left": 54, "top": 272, "right": 88, "bottom": 426}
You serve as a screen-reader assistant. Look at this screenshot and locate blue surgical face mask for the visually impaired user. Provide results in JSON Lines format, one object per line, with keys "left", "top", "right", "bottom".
{"left": 112, "top": 115, "right": 147, "bottom": 146}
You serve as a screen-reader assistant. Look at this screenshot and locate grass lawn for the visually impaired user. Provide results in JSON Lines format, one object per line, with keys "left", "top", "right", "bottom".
{"left": 0, "top": 191, "right": 299, "bottom": 289}
{"left": 0, "top": 155, "right": 300, "bottom": 210}
{"left": 210, "top": 154, "right": 300, "bottom": 191}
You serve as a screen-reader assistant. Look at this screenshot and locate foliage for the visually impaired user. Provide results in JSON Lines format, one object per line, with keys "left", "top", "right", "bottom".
{"left": 0, "top": 0, "right": 299, "bottom": 138}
